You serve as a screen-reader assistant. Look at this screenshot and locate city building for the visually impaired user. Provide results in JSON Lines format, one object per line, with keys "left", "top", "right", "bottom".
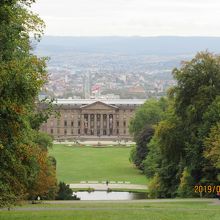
{"left": 40, "top": 99, "right": 146, "bottom": 141}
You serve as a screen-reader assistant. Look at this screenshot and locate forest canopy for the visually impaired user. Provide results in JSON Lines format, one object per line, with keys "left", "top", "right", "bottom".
{"left": 0, "top": 0, "right": 57, "bottom": 207}
{"left": 130, "top": 52, "right": 220, "bottom": 198}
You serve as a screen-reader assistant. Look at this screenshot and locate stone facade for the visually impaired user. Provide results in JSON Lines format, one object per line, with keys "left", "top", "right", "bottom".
{"left": 40, "top": 99, "right": 146, "bottom": 141}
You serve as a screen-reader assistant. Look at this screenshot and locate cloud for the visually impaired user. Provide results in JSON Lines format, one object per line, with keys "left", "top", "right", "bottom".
{"left": 32, "top": 0, "right": 220, "bottom": 36}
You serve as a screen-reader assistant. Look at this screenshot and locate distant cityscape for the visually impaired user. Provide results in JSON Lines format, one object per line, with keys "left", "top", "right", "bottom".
{"left": 42, "top": 54, "right": 178, "bottom": 99}
{"left": 36, "top": 36, "right": 220, "bottom": 100}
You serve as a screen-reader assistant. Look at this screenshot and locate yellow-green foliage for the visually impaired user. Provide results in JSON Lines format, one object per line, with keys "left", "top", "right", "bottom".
{"left": 0, "top": 0, "right": 56, "bottom": 207}
{"left": 204, "top": 123, "right": 220, "bottom": 169}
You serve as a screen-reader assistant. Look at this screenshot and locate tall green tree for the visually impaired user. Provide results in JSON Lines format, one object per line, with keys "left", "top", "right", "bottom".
{"left": 129, "top": 98, "right": 167, "bottom": 169}
{"left": 134, "top": 52, "right": 220, "bottom": 198}
{"left": 158, "top": 52, "right": 220, "bottom": 197}
{"left": 144, "top": 105, "right": 185, "bottom": 197}
{"left": 172, "top": 52, "right": 220, "bottom": 184}
{"left": 0, "top": 0, "right": 56, "bottom": 207}
{"left": 204, "top": 123, "right": 220, "bottom": 169}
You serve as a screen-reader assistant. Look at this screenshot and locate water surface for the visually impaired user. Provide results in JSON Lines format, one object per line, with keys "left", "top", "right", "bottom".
{"left": 73, "top": 191, "right": 148, "bottom": 200}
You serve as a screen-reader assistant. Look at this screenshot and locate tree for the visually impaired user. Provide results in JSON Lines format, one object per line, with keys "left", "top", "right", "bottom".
{"left": 172, "top": 52, "right": 220, "bottom": 184}
{"left": 0, "top": 0, "right": 56, "bottom": 207}
{"left": 142, "top": 136, "right": 161, "bottom": 178}
{"left": 33, "top": 131, "right": 53, "bottom": 151}
{"left": 130, "top": 125, "right": 154, "bottom": 169}
{"left": 144, "top": 105, "right": 186, "bottom": 197}
{"left": 177, "top": 167, "right": 196, "bottom": 198}
{"left": 173, "top": 52, "right": 220, "bottom": 123}
{"left": 204, "top": 123, "right": 220, "bottom": 171}
{"left": 28, "top": 132, "right": 57, "bottom": 200}
{"left": 56, "top": 182, "right": 78, "bottom": 200}
{"left": 139, "top": 52, "right": 220, "bottom": 198}
{"left": 129, "top": 98, "right": 167, "bottom": 138}
{"left": 129, "top": 98, "right": 167, "bottom": 170}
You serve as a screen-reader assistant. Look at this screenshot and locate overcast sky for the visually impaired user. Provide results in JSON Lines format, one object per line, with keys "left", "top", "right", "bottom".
{"left": 32, "top": 0, "right": 220, "bottom": 36}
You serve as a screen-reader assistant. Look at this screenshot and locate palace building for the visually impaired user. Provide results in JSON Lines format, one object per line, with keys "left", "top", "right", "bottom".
{"left": 40, "top": 99, "right": 146, "bottom": 141}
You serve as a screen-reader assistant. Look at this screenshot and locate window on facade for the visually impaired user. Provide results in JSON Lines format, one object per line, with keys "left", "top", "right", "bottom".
{"left": 78, "top": 129, "right": 80, "bottom": 134}
{"left": 71, "top": 129, "right": 74, "bottom": 134}
{"left": 84, "top": 128, "right": 88, "bottom": 135}
{"left": 97, "top": 129, "right": 100, "bottom": 136}
{"left": 91, "top": 129, "right": 94, "bottom": 135}
{"left": 71, "top": 121, "right": 74, "bottom": 127}
{"left": 64, "top": 120, "right": 67, "bottom": 126}
{"left": 123, "top": 121, "right": 126, "bottom": 127}
{"left": 84, "top": 114, "right": 88, "bottom": 128}
{"left": 109, "top": 114, "right": 113, "bottom": 127}
{"left": 64, "top": 129, "right": 67, "bottom": 135}
{"left": 78, "top": 121, "right": 81, "bottom": 127}
{"left": 103, "top": 121, "right": 107, "bottom": 128}
{"left": 117, "top": 121, "right": 119, "bottom": 127}
{"left": 110, "top": 128, "right": 113, "bottom": 135}
{"left": 57, "top": 120, "right": 60, "bottom": 126}
{"left": 50, "top": 129, "right": 53, "bottom": 134}
{"left": 117, "top": 129, "right": 119, "bottom": 135}
{"left": 103, "top": 129, "right": 106, "bottom": 135}
{"left": 97, "top": 114, "right": 100, "bottom": 120}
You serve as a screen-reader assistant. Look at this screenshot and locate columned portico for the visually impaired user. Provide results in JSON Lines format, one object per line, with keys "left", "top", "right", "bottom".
{"left": 79, "top": 101, "right": 119, "bottom": 137}
{"left": 106, "top": 114, "right": 110, "bottom": 136}
{"left": 41, "top": 99, "right": 146, "bottom": 140}
{"left": 81, "top": 115, "right": 84, "bottom": 135}
{"left": 113, "top": 114, "right": 117, "bottom": 135}
{"left": 88, "top": 114, "right": 91, "bottom": 135}
{"left": 100, "top": 114, "right": 103, "bottom": 136}
{"left": 94, "top": 114, "right": 97, "bottom": 136}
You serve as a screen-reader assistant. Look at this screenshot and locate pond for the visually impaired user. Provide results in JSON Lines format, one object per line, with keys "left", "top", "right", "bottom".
{"left": 73, "top": 191, "right": 148, "bottom": 200}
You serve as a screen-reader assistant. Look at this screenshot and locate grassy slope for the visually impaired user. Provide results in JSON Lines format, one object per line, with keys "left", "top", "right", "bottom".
{"left": 49, "top": 144, "right": 147, "bottom": 184}
{"left": 1, "top": 200, "right": 219, "bottom": 220}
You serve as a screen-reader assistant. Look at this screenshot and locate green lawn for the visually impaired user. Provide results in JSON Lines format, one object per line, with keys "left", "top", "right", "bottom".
{"left": 49, "top": 144, "right": 147, "bottom": 184}
{"left": 0, "top": 200, "right": 219, "bottom": 220}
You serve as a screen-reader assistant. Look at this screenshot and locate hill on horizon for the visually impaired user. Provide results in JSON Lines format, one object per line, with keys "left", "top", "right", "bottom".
{"left": 35, "top": 36, "right": 220, "bottom": 56}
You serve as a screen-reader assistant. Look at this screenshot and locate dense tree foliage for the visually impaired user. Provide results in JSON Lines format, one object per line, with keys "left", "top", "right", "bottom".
{"left": 56, "top": 182, "right": 79, "bottom": 200}
{"left": 129, "top": 125, "right": 154, "bottom": 170}
{"left": 130, "top": 52, "right": 220, "bottom": 197}
{"left": 204, "top": 123, "right": 220, "bottom": 173}
{"left": 0, "top": 0, "right": 57, "bottom": 207}
{"left": 129, "top": 98, "right": 168, "bottom": 170}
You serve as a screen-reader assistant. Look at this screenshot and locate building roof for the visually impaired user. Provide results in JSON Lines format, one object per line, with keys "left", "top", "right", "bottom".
{"left": 54, "top": 98, "right": 146, "bottom": 106}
